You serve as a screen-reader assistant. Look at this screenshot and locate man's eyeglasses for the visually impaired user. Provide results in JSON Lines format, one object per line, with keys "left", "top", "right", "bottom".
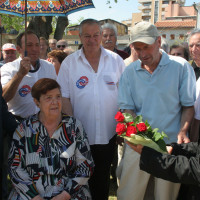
{"left": 57, "top": 45, "right": 66, "bottom": 48}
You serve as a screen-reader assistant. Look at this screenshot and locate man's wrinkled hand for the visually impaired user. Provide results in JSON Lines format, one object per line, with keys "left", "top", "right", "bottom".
{"left": 177, "top": 131, "right": 190, "bottom": 144}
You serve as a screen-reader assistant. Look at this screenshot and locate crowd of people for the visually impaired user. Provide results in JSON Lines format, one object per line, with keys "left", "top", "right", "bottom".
{"left": 0, "top": 18, "right": 200, "bottom": 200}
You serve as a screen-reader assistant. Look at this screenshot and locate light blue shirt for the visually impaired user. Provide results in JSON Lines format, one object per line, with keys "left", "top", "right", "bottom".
{"left": 118, "top": 50, "right": 196, "bottom": 143}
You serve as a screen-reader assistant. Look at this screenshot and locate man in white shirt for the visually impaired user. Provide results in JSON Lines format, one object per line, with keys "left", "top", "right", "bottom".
{"left": 0, "top": 43, "right": 17, "bottom": 67}
{"left": 1, "top": 30, "right": 57, "bottom": 120}
{"left": 57, "top": 19, "right": 125, "bottom": 200}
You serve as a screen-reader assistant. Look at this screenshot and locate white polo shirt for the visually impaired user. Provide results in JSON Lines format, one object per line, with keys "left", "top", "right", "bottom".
{"left": 1, "top": 58, "right": 57, "bottom": 118}
{"left": 57, "top": 46, "right": 125, "bottom": 145}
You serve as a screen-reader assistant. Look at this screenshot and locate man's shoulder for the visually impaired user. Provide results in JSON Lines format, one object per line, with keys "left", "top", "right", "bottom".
{"left": 115, "top": 49, "right": 129, "bottom": 60}
{"left": 39, "top": 59, "right": 57, "bottom": 77}
{"left": 1, "top": 58, "right": 20, "bottom": 72}
{"left": 162, "top": 52, "right": 189, "bottom": 68}
{"left": 61, "top": 50, "right": 80, "bottom": 64}
{"left": 40, "top": 58, "right": 53, "bottom": 66}
{"left": 103, "top": 47, "right": 123, "bottom": 60}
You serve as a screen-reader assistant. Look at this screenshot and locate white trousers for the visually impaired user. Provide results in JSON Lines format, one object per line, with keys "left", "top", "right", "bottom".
{"left": 117, "top": 144, "right": 180, "bottom": 200}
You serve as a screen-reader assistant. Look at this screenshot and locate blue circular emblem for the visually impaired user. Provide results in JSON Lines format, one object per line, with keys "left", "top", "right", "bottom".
{"left": 76, "top": 76, "right": 89, "bottom": 89}
{"left": 19, "top": 85, "right": 31, "bottom": 97}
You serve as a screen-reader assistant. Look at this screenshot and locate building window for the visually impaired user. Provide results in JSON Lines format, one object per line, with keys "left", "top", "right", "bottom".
{"left": 170, "top": 34, "right": 175, "bottom": 40}
{"left": 179, "top": 34, "right": 184, "bottom": 40}
{"left": 163, "top": 1, "right": 169, "bottom": 4}
{"left": 144, "top": 10, "right": 150, "bottom": 13}
{"left": 143, "top": 3, "right": 151, "bottom": 6}
{"left": 162, "top": 34, "right": 166, "bottom": 38}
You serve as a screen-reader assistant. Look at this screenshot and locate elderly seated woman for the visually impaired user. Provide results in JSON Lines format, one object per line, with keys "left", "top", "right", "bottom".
{"left": 8, "top": 78, "right": 94, "bottom": 200}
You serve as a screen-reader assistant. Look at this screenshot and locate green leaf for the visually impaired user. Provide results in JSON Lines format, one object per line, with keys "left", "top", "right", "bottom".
{"left": 156, "top": 139, "right": 167, "bottom": 152}
{"left": 152, "top": 131, "right": 162, "bottom": 142}
{"left": 134, "top": 115, "right": 143, "bottom": 123}
{"left": 123, "top": 113, "right": 133, "bottom": 123}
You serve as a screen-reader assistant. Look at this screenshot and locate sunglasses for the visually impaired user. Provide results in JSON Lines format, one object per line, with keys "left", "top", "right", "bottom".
{"left": 57, "top": 45, "right": 66, "bottom": 48}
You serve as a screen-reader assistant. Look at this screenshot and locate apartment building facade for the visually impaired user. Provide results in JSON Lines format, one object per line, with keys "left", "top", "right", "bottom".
{"left": 138, "top": 0, "right": 185, "bottom": 24}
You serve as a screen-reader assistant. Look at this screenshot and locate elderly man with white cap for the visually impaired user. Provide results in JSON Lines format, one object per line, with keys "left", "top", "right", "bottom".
{"left": 117, "top": 21, "right": 196, "bottom": 200}
{"left": 0, "top": 43, "right": 17, "bottom": 67}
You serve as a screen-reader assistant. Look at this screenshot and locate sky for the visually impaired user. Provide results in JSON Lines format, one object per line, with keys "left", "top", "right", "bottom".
{"left": 68, "top": 0, "right": 197, "bottom": 24}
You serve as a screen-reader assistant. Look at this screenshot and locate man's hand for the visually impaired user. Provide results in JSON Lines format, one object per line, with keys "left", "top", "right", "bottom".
{"left": 18, "top": 57, "right": 31, "bottom": 77}
{"left": 177, "top": 131, "right": 190, "bottom": 144}
{"left": 166, "top": 146, "right": 173, "bottom": 154}
{"left": 51, "top": 191, "right": 71, "bottom": 200}
{"left": 126, "top": 141, "right": 143, "bottom": 154}
{"left": 177, "top": 106, "right": 194, "bottom": 144}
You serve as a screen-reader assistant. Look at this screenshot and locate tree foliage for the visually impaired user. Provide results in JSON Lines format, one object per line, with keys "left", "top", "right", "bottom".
{"left": 1, "top": 14, "right": 24, "bottom": 33}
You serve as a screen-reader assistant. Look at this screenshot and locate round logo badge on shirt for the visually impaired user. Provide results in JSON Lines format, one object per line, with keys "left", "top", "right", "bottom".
{"left": 19, "top": 85, "right": 31, "bottom": 97}
{"left": 76, "top": 76, "right": 89, "bottom": 89}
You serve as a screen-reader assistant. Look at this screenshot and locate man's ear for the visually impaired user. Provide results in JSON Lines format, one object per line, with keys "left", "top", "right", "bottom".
{"left": 16, "top": 45, "right": 21, "bottom": 54}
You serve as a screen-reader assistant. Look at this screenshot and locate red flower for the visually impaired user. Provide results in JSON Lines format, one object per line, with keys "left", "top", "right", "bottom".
{"left": 115, "top": 111, "right": 125, "bottom": 122}
{"left": 126, "top": 122, "right": 134, "bottom": 126}
{"left": 126, "top": 126, "right": 137, "bottom": 137}
{"left": 116, "top": 123, "right": 126, "bottom": 133}
{"left": 136, "top": 123, "right": 147, "bottom": 132}
{"left": 117, "top": 132, "right": 123, "bottom": 136}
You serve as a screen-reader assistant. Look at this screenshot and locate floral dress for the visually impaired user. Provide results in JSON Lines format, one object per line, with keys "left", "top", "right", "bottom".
{"left": 8, "top": 114, "right": 94, "bottom": 200}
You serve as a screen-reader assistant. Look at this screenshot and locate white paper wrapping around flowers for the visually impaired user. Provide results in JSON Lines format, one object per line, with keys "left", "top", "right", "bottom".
{"left": 124, "top": 134, "right": 167, "bottom": 154}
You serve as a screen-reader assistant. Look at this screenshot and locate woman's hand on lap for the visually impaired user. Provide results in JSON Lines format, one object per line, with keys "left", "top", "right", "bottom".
{"left": 32, "top": 195, "right": 44, "bottom": 200}
{"left": 51, "top": 191, "right": 71, "bottom": 200}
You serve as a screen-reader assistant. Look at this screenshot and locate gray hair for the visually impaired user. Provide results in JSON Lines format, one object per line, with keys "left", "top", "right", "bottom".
{"left": 56, "top": 39, "right": 68, "bottom": 47}
{"left": 102, "top": 23, "right": 117, "bottom": 37}
{"left": 187, "top": 28, "right": 200, "bottom": 43}
{"left": 161, "top": 37, "right": 169, "bottom": 53}
{"left": 79, "top": 19, "right": 102, "bottom": 35}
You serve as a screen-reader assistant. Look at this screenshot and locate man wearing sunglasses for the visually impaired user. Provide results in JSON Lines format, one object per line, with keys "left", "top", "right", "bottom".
{"left": 56, "top": 39, "right": 68, "bottom": 51}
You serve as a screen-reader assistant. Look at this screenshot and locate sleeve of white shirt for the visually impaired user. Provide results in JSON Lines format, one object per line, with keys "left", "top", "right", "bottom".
{"left": 195, "top": 77, "right": 200, "bottom": 120}
{"left": 57, "top": 58, "right": 70, "bottom": 98}
{"left": 1, "top": 63, "right": 16, "bottom": 87}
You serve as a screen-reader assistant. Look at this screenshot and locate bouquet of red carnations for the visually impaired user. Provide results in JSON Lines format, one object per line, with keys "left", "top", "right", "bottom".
{"left": 115, "top": 112, "right": 168, "bottom": 153}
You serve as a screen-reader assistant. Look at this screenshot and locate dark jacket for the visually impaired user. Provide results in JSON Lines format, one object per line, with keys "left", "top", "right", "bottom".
{"left": 140, "top": 143, "right": 200, "bottom": 199}
{"left": 0, "top": 84, "right": 18, "bottom": 197}
{"left": 114, "top": 48, "right": 129, "bottom": 60}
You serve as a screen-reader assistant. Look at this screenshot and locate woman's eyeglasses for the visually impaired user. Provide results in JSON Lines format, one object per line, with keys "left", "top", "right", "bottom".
{"left": 57, "top": 45, "right": 66, "bottom": 48}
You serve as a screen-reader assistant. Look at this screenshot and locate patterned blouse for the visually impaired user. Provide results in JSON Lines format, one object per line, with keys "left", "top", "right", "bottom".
{"left": 8, "top": 114, "right": 94, "bottom": 200}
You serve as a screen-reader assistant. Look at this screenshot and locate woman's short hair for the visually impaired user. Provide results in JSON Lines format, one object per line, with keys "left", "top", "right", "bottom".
{"left": 48, "top": 50, "right": 68, "bottom": 64}
{"left": 31, "top": 78, "right": 61, "bottom": 101}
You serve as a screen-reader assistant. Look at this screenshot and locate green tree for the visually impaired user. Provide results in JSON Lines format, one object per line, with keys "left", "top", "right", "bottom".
{"left": 1, "top": 14, "right": 24, "bottom": 33}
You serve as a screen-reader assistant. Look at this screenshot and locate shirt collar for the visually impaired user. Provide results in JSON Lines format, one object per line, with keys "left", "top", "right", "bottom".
{"left": 28, "top": 113, "right": 71, "bottom": 125}
{"left": 135, "top": 49, "right": 170, "bottom": 71}
{"left": 78, "top": 45, "right": 107, "bottom": 60}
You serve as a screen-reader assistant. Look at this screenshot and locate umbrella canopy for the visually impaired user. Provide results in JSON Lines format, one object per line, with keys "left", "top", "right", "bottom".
{"left": 0, "top": 0, "right": 94, "bottom": 56}
{"left": 0, "top": 0, "right": 94, "bottom": 17}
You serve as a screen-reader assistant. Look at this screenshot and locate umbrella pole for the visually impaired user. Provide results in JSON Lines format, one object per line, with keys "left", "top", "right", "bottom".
{"left": 25, "top": 0, "right": 27, "bottom": 56}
